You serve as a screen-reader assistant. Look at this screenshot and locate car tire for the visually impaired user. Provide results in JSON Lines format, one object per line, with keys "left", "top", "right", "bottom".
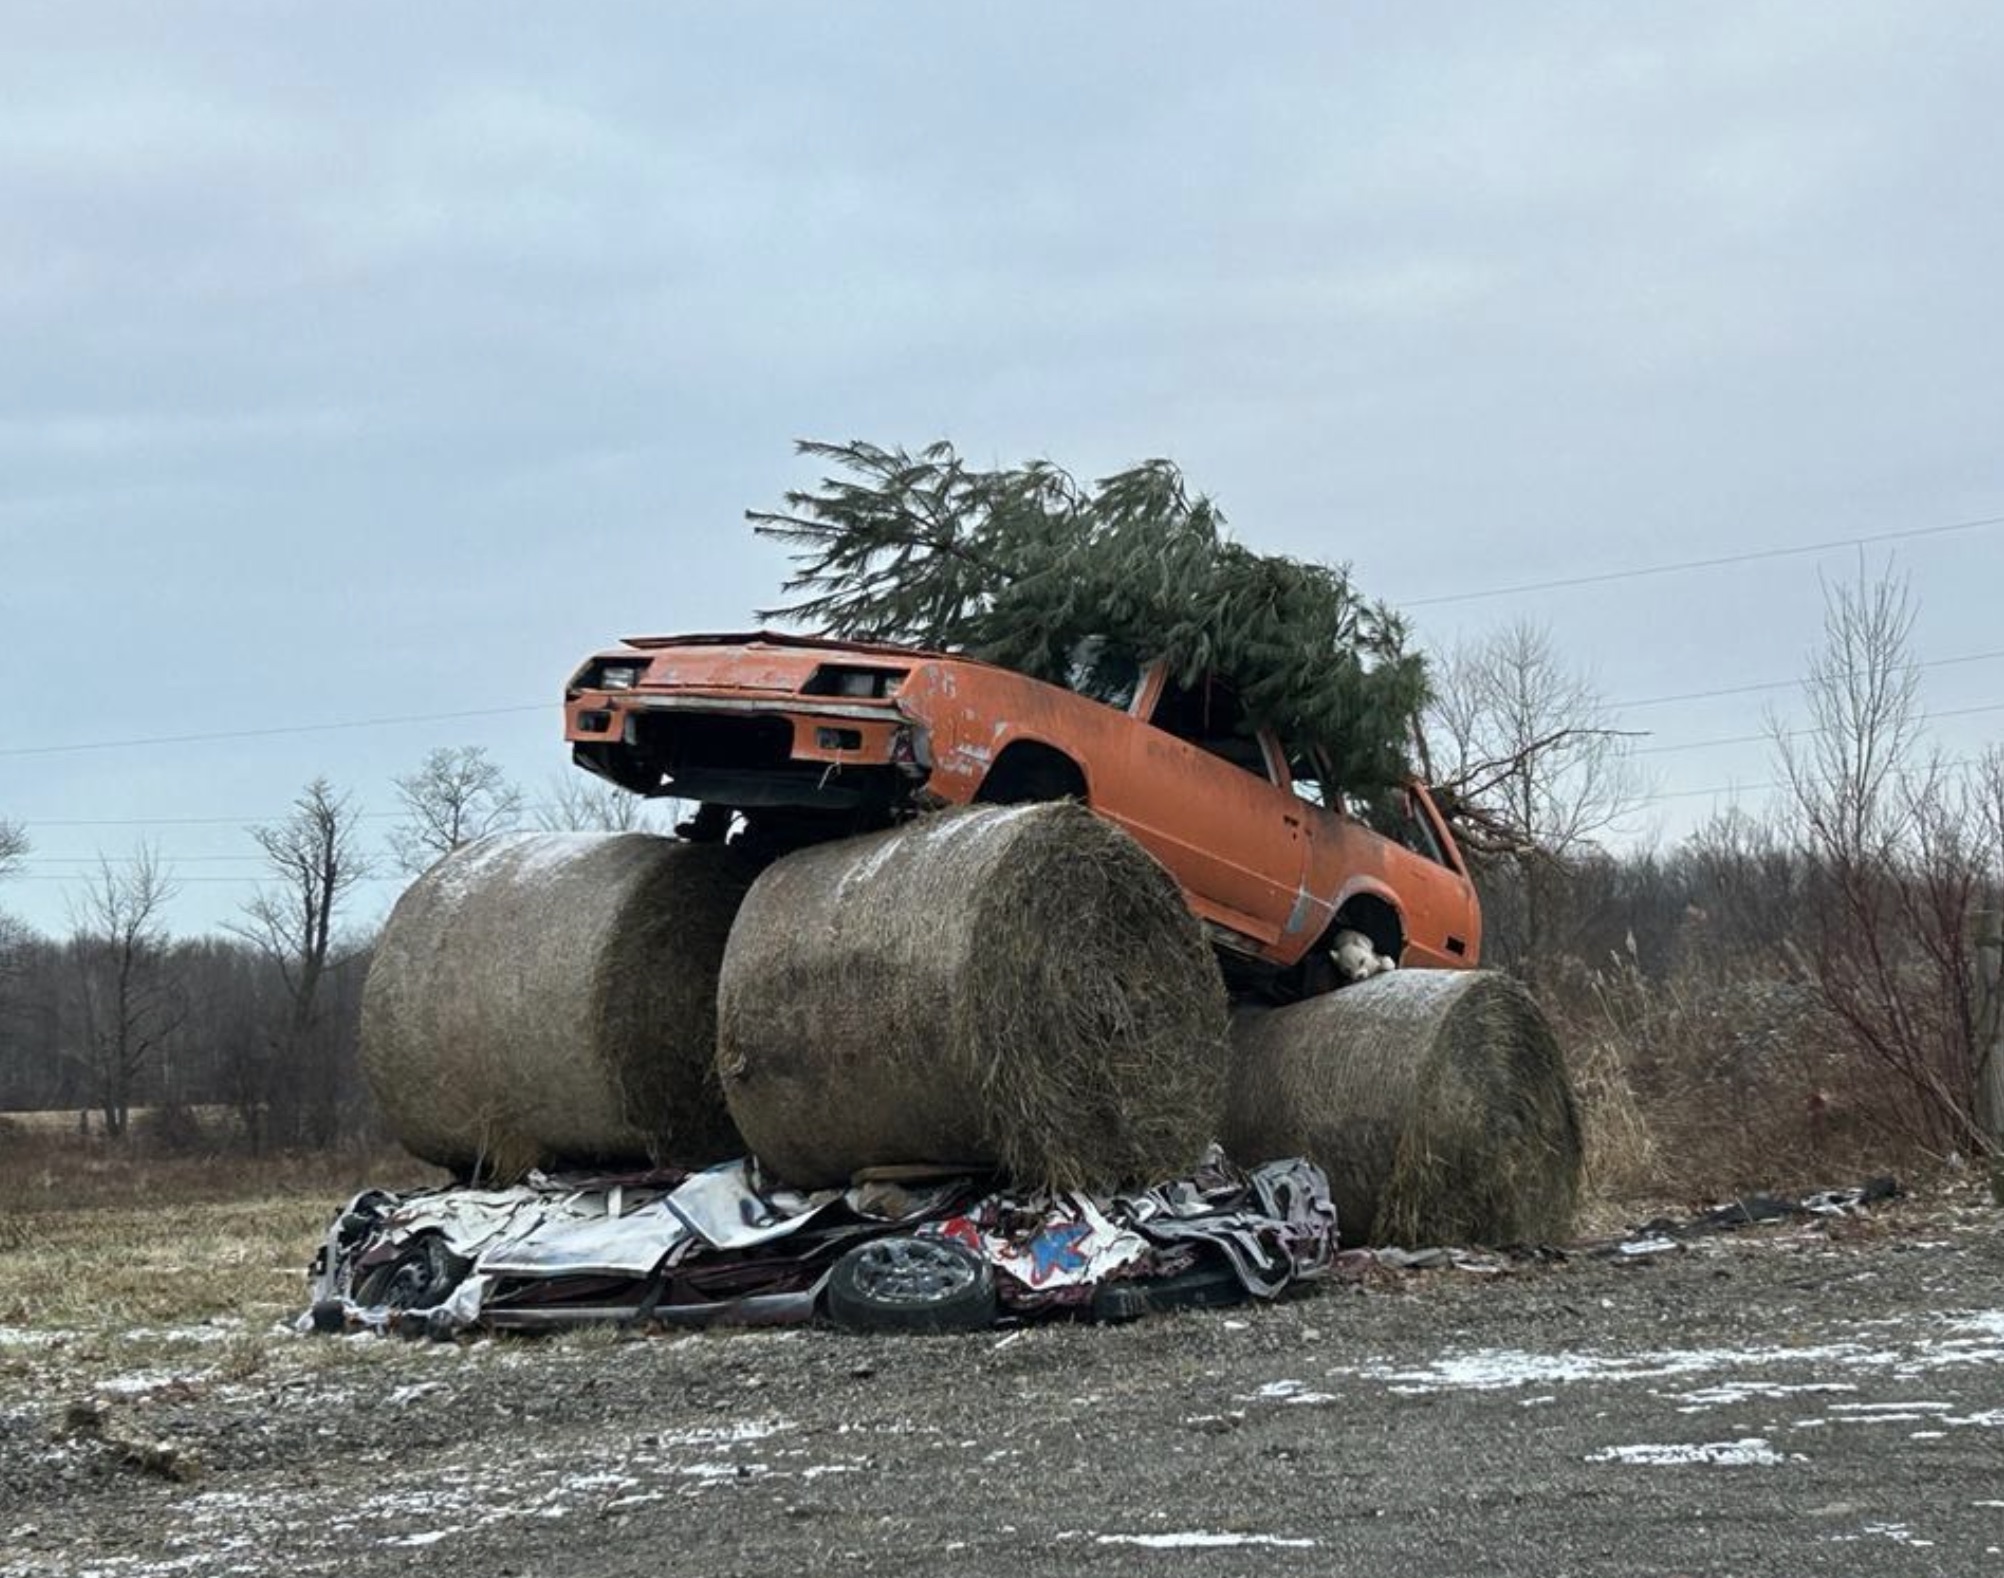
{"left": 824, "top": 1236, "right": 999, "bottom": 1334}
{"left": 353, "top": 1233, "right": 471, "bottom": 1311}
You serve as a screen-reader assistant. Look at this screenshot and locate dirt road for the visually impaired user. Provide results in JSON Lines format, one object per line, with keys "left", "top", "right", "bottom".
{"left": 3, "top": 1187, "right": 2000, "bottom": 1578}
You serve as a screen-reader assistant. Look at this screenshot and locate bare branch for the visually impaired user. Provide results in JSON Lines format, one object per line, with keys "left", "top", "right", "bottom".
{"left": 0, "top": 819, "right": 27, "bottom": 884}
{"left": 1423, "top": 619, "right": 1648, "bottom": 861}
{"left": 231, "top": 777, "right": 372, "bottom": 1027}
{"left": 389, "top": 746, "right": 524, "bottom": 873}
{"left": 535, "top": 774, "right": 673, "bottom": 834}
{"left": 65, "top": 843, "right": 182, "bottom": 1137}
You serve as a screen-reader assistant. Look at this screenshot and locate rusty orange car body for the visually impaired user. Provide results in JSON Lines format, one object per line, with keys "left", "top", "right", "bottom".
{"left": 565, "top": 632, "right": 1481, "bottom": 995}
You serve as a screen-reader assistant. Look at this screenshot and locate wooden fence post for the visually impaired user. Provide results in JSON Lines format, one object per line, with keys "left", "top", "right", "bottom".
{"left": 1975, "top": 906, "right": 2004, "bottom": 1206}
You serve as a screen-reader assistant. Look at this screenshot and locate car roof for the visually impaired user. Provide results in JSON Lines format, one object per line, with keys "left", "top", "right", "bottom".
{"left": 615, "top": 628, "right": 977, "bottom": 664}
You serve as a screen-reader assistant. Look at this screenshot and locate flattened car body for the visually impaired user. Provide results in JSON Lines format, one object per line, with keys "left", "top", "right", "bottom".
{"left": 302, "top": 1154, "right": 1340, "bottom": 1338}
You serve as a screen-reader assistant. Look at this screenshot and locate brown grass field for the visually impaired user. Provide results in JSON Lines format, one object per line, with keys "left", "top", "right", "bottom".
{"left": 0, "top": 1124, "right": 444, "bottom": 1334}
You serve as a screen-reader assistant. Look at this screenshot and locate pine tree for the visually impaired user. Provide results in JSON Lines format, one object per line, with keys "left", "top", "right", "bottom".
{"left": 749, "top": 439, "right": 1428, "bottom": 796}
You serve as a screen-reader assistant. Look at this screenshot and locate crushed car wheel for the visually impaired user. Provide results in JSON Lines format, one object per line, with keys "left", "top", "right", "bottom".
{"left": 825, "top": 1236, "right": 998, "bottom": 1334}
{"left": 353, "top": 1232, "right": 471, "bottom": 1312}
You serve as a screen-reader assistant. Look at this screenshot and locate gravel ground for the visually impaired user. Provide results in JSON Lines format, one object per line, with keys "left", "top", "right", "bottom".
{"left": 2, "top": 1184, "right": 2001, "bottom": 1578}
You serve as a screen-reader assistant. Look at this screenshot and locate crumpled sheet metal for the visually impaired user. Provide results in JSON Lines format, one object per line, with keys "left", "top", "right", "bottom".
{"left": 923, "top": 1155, "right": 1337, "bottom": 1305}
{"left": 302, "top": 1152, "right": 1340, "bottom": 1335}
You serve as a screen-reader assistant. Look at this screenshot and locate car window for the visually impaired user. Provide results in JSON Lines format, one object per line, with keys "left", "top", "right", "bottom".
{"left": 1285, "top": 749, "right": 1329, "bottom": 807}
{"left": 1063, "top": 638, "right": 1143, "bottom": 711}
{"left": 1150, "top": 673, "right": 1275, "bottom": 782}
{"left": 1345, "top": 787, "right": 1449, "bottom": 866}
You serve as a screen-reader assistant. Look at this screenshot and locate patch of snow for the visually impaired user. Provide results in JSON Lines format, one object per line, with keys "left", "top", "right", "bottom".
{"left": 1249, "top": 1379, "right": 1338, "bottom": 1405}
{"left": 423, "top": 832, "right": 613, "bottom": 916}
{"left": 117, "top": 1322, "right": 242, "bottom": 1346}
{"left": 1829, "top": 1521, "right": 1934, "bottom": 1547}
{"left": 1587, "top": 1438, "right": 1802, "bottom": 1467}
{"left": 1097, "top": 1533, "right": 1319, "bottom": 1550}
{"left": 1827, "top": 1400, "right": 1953, "bottom": 1415}
{"left": 1334, "top": 1308, "right": 2004, "bottom": 1397}
{"left": 1671, "top": 1381, "right": 1858, "bottom": 1413}
{"left": 0, "top": 1326, "right": 71, "bottom": 1348}
{"left": 95, "top": 1370, "right": 204, "bottom": 1399}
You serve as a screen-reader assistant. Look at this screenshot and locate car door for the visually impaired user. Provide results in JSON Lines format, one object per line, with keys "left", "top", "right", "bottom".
{"left": 1087, "top": 665, "right": 1311, "bottom": 956}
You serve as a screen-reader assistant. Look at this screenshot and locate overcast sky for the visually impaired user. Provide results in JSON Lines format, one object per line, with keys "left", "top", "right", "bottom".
{"left": 3, "top": 2, "right": 2001, "bottom": 936}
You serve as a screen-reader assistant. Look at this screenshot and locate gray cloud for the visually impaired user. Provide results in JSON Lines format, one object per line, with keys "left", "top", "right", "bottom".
{"left": 4, "top": 1, "right": 2001, "bottom": 930}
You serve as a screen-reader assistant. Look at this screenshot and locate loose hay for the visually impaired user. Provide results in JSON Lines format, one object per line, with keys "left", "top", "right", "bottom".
{"left": 1221, "top": 970, "right": 1582, "bottom": 1247}
{"left": 361, "top": 832, "right": 752, "bottom": 1180}
{"left": 716, "top": 802, "right": 1229, "bottom": 1191}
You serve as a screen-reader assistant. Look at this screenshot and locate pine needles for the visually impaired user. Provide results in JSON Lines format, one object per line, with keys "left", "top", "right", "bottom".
{"left": 749, "top": 439, "right": 1428, "bottom": 797}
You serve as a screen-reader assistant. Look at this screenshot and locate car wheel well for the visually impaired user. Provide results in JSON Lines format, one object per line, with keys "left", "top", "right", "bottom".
{"left": 1329, "top": 894, "right": 1404, "bottom": 966}
{"left": 973, "top": 741, "right": 1087, "bottom": 804}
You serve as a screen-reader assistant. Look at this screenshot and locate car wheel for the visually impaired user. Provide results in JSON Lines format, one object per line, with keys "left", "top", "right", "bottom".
{"left": 353, "top": 1233, "right": 471, "bottom": 1311}
{"left": 825, "top": 1236, "right": 998, "bottom": 1334}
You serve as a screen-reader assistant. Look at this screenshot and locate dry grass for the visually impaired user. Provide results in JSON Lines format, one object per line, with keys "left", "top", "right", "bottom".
{"left": 3, "top": 1105, "right": 232, "bottom": 1135}
{"left": 1543, "top": 950, "right": 1920, "bottom": 1218}
{"left": 0, "top": 1130, "right": 446, "bottom": 1335}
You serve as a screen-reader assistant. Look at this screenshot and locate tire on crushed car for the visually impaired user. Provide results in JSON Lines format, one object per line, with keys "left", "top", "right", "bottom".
{"left": 352, "top": 1232, "right": 471, "bottom": 1311}
{"left": 824, "top": 1237, "right": 999, "bottom": 1334}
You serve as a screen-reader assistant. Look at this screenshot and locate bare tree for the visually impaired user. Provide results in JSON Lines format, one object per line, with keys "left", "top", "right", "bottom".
{"left": 1773, "top": 566, "right": 1926, "bottom": 866}
{"left": 0, "top": 819, "right": 27, "bottom": 884}
{"left": 389, "top": 746, "right": 523, "bottom": 872}
{"left": 1422, "top": 619, "right": 1646, "bottom": 973}
{"left": 1772, "top": 562, "right": 1993, "bottom": 1156}
{"left": 534, "top": 773, "right": 673, "bottom": 834}
{"left": 66, "top": 845, "right": 182, "bottom": 1138}
{"left": 231, "top": 778, "right": 373, "bottom": 1149}
{"left": 0, "top": 825, "right": 32, "bottom": 1087}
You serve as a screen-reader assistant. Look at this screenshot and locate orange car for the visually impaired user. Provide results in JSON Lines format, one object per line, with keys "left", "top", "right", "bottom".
{"left": 565, "top": 632, "right": 1480, "bottom": 998}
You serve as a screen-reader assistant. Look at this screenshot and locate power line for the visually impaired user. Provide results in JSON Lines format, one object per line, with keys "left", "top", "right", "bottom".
{"left": 1404, "top": 511, "right": 2004, "bottom": 609}
{"left": 1632, "top": 699, "right": 2004, "bottom": 758}
{"left": 18, "top": 810, "right": 407, "bottom": 829}
{"left": 6, "top": 872, "right": 408, "bottom": 885}
{"left": 0, "top": 703, "right": 546, "bottom": 759}
{"left": 1603, "top": 647, "right": 2004, "bottom": 713}
{"left": 1633, "top": 753, "right": 1993, "bottom": 805}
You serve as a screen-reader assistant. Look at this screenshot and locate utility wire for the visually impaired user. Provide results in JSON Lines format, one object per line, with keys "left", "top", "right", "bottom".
{"left": 1632, "top": 699, "right": 2004, "bottom": 758}
{"left": 3, "top": 516, "right": 1999, "bottom": 761}
{"left": 1602, "top": 647, "right": 2004, "bottom": 714}
{"left": 1403, "top": 511, "right": 2004, "bottom": 608}
{"left": 1632, "top": 753, "right": 1993, "bottom": 805}
{"left": 0, "top": 704, "right": 546, "bottom": 759}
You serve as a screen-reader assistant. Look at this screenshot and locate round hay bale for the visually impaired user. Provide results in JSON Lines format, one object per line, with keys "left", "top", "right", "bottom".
{"left": 716, "top": 802, "right": 1229, "bottom": 1191}
{"left": 1221, "top": 970, "right": 1582, "bottom": 1247}
{"left": 361, "top": 832, "right": 753, "bottom": 1180}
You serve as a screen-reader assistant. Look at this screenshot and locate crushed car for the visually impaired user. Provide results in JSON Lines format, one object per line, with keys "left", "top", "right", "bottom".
{"left": 302, "top": 1150, "right": 1340, "bottom": 1339}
